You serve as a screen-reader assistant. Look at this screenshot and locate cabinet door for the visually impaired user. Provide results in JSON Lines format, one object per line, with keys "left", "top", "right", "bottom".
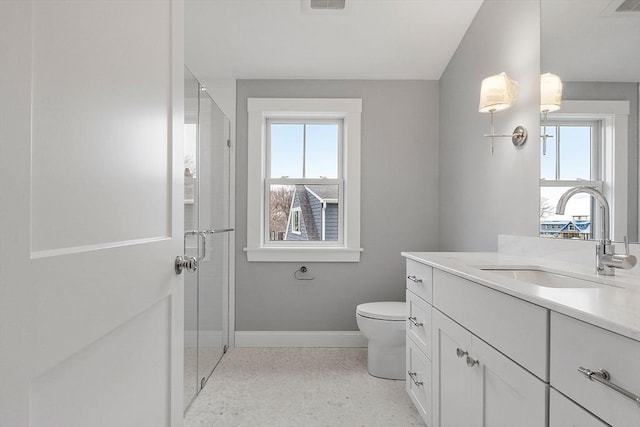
{"left": 433, "top": 310, "right": 476, "bottom": 427}
{"left": 472, "top": 336, "right": 547, "bottom": 427}
{"left": 433, "top": 309, "right": 547, "bottom": 427}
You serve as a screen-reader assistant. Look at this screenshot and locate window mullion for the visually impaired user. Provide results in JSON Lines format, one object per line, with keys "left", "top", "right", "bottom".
{"left": 555, "top": 125, "right": 561, "bottom": 180}
{"left": 302, "top": 124, "right": 306, "bottom": 178}
{"left": 266, "top": 120, "right": 272, "bottom": 179}
{"left": 592, "top": 121, "right": 601, "bottom": 181}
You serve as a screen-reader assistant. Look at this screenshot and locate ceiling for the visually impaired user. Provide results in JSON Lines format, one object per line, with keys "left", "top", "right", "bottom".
{"left": 542, "top": 0, "right": 640, "bottom": 82}
{"left": 185, "top": 0, "right": 484, "bottom": 81}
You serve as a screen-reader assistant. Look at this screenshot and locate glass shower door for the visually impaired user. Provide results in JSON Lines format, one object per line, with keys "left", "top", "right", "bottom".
{"left": 196, "top": 87, "right": 231, "bottom": 390}
{"left": 183, "top": 66, "right": 231, "bottom": 412}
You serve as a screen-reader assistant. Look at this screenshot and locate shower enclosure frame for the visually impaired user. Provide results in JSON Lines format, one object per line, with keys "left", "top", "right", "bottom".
{"left": 183, "top": 66, "right": 235, "bottom": 412}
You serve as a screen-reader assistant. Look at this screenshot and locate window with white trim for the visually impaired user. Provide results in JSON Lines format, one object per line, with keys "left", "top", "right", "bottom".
{"left": 268, "top": 120, "right": 342, "bottom": 243}
{"left": 539, "top": 100, "right": 630, "bottom": 241}
{"left": 540, "top": 121, "right": 602, "bottom": 240}
{"left": 245, "top": 98, "right": 362, "bottom": 262}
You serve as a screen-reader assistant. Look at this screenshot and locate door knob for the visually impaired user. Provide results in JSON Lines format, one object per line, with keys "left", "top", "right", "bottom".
{"left": 175, "top": 256, "right": 198, "bottom": 274}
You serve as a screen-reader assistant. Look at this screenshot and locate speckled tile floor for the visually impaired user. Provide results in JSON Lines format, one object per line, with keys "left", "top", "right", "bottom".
{"left": 184, "top": 347, "right": 425, "bottom": 427}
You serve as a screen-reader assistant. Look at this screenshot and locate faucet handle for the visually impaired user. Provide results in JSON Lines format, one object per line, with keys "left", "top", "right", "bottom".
{"left": 624, "top": 236, "right": 630, "bottom": 255}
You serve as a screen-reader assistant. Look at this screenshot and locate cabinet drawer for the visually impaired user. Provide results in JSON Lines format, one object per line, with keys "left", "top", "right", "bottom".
{"left": 407, "top": 290, "right": 432, "bottom": 358}
{"left": 550, "top": 389, "right": 609, "bottom": 427}
{"left": 433, "top": 269, "right": 548, "bottom": 380}
{"left": 550, "top": 313, "right": 640, "bottom": 427}
{"left": 406, "top": 259, "right": 432, "bottom": 304}
{"left": 406, "top": 336, "right": 432, "bottom": 425}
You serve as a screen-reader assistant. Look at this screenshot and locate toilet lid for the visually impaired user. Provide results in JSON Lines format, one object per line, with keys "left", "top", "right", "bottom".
{"left": 356, "top": 302, "right": 406, "bottom": 321}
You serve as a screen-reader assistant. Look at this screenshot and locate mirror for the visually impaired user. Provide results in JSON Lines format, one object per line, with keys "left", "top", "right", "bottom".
{"left": 541, "top": 0, "right": 640, "bottom": 242}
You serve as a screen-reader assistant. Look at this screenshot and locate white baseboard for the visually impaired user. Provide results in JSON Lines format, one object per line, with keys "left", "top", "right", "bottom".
{"left": 234, "top": 331, "right": 367, "bottom": 348}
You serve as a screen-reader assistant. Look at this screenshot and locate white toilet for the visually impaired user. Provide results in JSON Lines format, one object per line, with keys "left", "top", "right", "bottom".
{"left": 356, "top": 301, "right": 406, "bottom": 380}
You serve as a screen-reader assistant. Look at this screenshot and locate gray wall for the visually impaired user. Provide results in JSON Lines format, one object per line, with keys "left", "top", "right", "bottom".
{"left": 235, "top": 80, "right": 439, "bottom": 331}
{"left": 438, "top": 0, "right": 541, "bottom": 251}
{"left": 563, "top": 81, "right": 639, "bottom": 242}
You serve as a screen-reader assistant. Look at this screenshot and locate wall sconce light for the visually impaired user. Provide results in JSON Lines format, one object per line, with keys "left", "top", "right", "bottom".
{"left": 479, "top": 72, "right": 527, "bottom": 155}
{"left": 540, "top": 73, "right": 563, "bottom": 155}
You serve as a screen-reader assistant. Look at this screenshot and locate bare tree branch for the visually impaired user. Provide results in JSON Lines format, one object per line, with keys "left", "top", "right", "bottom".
{"left": 269, "top": 185, "right": 294, "bottom": 240}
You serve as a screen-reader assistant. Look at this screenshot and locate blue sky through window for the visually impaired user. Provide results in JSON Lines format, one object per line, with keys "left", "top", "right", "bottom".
{"left": 541, "top": 125, "right": 592, "bottom": 181}
{"left": 270, "top": 123, "right": 338, "bottom": 178}
{"left": 559, "top": 126, "right": 590, "bottom": 180}
{"left": 270, "top": 124, "right": 303, "bottom": 178}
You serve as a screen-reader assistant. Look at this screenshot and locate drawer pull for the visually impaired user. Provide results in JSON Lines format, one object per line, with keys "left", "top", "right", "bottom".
{"left": 408, "top": 316, "right": 423, "bottom": 327}
{"left": 408, "top": 371, "right": 423, "bottom": 387}
{"left": 407, "top": 275, "right": 422, "bottom": 283}
{"left": 578, "top": 367, "right": 640, "bottom": 408}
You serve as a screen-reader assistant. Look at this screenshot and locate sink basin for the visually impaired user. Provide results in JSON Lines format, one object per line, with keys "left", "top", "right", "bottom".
{"left": 478, "top": 267, "right": 616, "bottom": 289}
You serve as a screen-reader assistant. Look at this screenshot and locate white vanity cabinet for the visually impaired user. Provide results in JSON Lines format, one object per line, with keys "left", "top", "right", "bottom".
{"left": 404, "top": 257, "right": 548, "bottom": 427}
{"left": 404, "top": 253, "right": 640, "bottom": 427}
{"left": 432, "top": 299, "right": 547, "bottom": 427}
{"left": 405, "top": 260, "right": 433, "bottom": 424}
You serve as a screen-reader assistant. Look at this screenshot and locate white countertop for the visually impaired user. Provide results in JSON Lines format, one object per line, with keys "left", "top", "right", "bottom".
{"left": 402, "top": 251, "right": 640, "bottom": 342}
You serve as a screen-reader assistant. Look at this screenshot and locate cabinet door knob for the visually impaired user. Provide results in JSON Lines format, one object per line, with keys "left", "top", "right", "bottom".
{"left": 407, "top": 275, "right": 423, "bottom": 283}
{"left": 456, "top": 348, "right": 468, "bottom": 358}
{"left": 466, "top": 356, "right": 479, "bottom": 367}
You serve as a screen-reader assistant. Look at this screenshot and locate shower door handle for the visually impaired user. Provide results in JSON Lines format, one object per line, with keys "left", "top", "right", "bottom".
{"left": 187, "top": 228, "right": 234, "bottom": 262}
{"left": 176, "top": 228, "right": 233, "bottom": 274}
{"left": 199, "top": 228, "right": 233, "bottom": 261}
{"left": 201, "top": 228, "right": 234, "bottom": 234}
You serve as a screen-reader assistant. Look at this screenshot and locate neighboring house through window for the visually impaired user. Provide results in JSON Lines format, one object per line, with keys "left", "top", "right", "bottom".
{"left": 245, "top": 98, "right": 362, "bottom": 262}
{"left": 284, "top": 185, "right": 339, "bottom": 241}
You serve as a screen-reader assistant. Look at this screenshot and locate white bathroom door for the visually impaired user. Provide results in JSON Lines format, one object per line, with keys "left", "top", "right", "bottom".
{"left": 0, "top": 1, "right": 184, "bottom": 426}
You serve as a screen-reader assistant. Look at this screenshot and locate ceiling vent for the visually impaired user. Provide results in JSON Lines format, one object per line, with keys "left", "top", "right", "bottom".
{"left": 309, "top": 0, "right": 346, "bottom": 10}
{"left": 616, "top": 0, "right": 640, "bottom": 11}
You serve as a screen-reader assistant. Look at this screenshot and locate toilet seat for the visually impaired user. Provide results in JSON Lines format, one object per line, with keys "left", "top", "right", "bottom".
{"left": 356, "top": 302, "right": 405, "bottom": 321}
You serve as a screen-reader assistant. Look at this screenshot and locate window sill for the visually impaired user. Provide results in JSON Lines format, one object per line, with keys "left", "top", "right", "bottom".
{"left": 244, "top": 246, "right": 363, "bottom": 262}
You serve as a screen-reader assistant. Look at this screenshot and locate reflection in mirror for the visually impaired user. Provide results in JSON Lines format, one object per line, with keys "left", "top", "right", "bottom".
{"left": 541, "top": 0, "right": 640, "bottom": 242}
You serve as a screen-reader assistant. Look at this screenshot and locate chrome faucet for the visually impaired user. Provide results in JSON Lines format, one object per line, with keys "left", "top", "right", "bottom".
{"left": 556, "top": 186, "right": 637, "bottom": 276}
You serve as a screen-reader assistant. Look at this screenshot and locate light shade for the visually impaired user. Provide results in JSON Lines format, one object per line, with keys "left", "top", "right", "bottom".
{"left": 479, "top": 72, "right": 518, "bottom": 113}
{"left": 540, "top": 73, "right": 563, "bottom": 112}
